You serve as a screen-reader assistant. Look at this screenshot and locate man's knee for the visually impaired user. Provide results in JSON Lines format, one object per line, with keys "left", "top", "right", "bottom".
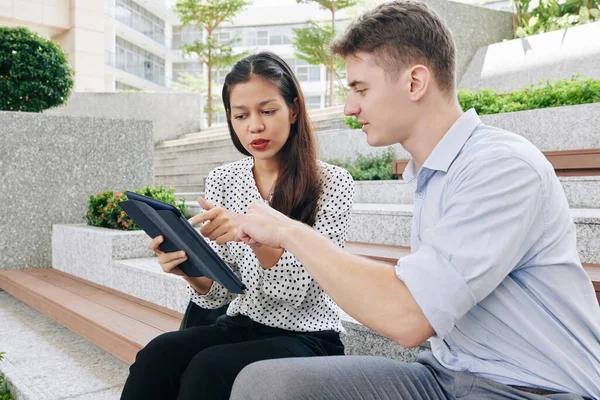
{"left": 231, "top": 359, "right": 305, "bottom": 400}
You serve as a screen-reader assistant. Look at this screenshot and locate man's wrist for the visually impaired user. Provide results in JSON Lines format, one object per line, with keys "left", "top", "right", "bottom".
{"left": 279, "top": 219, "right": 303, "bottom": 250}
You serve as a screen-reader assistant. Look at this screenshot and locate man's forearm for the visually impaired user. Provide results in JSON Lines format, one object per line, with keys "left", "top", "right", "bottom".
{"left": 282, "top": 222, "right": 434, "bottom": 347}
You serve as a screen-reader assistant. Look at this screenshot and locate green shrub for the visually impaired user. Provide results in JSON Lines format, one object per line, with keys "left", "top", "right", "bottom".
{"left": 0, "top": 26, "right": 73, "bottom": 112}
{"left": 328, "top": 148, "right": 397, "bottom": 181}
{"left": 458, "top": 76, "right": 600, "bottom": 115}
{"left": 344, "top": 116, "right": 363, "bottom": 130}
{"left": 0, "top": 351, "right": 14, "bottom": 400}
{"left": 513, "top": 0, "right": 600, "bottom": 38}
{"left": 85, "top": 186, "right": 190, "bottom": 231}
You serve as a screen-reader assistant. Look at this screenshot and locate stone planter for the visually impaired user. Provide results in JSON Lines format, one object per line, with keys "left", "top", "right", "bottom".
{"left": 52, "top": 224, "right": 154, "bottom": 287}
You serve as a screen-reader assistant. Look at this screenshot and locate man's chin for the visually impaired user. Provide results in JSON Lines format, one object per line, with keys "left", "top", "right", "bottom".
{"left": 366, "top": 131, "right": 392, "bottom": 147}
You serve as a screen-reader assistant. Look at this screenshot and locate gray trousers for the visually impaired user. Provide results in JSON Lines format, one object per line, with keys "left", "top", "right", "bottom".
{"left": 230, "top": 352, "right": 587, "bottom": 400}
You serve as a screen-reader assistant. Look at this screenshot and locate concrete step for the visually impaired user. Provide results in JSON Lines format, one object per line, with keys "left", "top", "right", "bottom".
{"left": 154, "top": 139, "right": 235, "bottom": 157}
{"left": 170, "top": 184, "right": 206, "bottom": 193}
{"left": 154, "top": 151, "right": 244, "bottom": 167}
{"left": 155, "top": 160, "right": 231, "bottom": 176}
{"left": 348, "top": 204, "right": 600, "bottom": 265}
{"left": 353, "top": 176, "right": 600, "bottom": 208}
{"left": 0, "top": 290, "right": 128, "bottom": 400}
{"left": 177, "top": 176, "right": 600, "bottom": 212}
{"left": 154, "top": 172, "right": 211, "bottom": 186}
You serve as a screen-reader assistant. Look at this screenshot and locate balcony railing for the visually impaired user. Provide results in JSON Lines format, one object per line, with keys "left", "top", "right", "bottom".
{"left": 105, "top": 0, "right": 173, "bottom": 49}
{"left": 105, "top": 50, "right": 172, "bottom": 88}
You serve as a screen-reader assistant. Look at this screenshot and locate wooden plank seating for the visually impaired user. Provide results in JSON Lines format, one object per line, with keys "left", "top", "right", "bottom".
{"left": 392, "top": 148, "right": 600, "bottom": 177}
{"left": 0, "top": 268, "right": 182, "bottom": 365}
{"left": 0, "top": 243, "right": 597, "bottom": 365}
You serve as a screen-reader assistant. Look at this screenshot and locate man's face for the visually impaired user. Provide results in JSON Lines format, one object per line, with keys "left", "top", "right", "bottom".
{"left": 344, "top": 52, "right": 413, "bottom": 147}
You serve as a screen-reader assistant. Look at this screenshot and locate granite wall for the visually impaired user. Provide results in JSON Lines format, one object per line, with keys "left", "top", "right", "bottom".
{"left": 459, "top": 21, "right": 600, "bottom": 92}
{"left": 45, "top": 92, "right": 203, "bottom": 144}
{"left": 318, "top": 103, "right": 600, "bottom": 163}
{"left": 0, "top": 112, "right": 153, "bottom": 269}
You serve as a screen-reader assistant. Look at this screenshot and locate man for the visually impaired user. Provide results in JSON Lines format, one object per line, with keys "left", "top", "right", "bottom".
{"left": 229, "top": 1, "right": 600, "bottom": 399}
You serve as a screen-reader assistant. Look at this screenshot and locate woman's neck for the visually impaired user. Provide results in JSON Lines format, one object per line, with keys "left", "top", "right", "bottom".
{"left": 253, "top": 157, "right": 280, "bottom": 200}
{"left": 253, "top": 157, "right": 279, "bottom": 180}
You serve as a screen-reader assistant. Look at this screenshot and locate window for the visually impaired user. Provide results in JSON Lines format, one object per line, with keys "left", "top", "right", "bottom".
{"left": 306, "top": 96, "right": 322, "bottom": 110}
{"left": 115, "top": 37, "right": 168, "bottom": 86}
{"left": 211, "top": 68, "right": 231, "bottom": 84}
{"left": 173, "top": 62, "right": 202, "bottom": 82}
{"left": 172, "top": 25, "right": 202, "bottom": 49}
{"left": 115, "top": 0, "right": 167, "bottom": 47}
{"left": 286, "top": 59, "right": 321, "bottom": 82}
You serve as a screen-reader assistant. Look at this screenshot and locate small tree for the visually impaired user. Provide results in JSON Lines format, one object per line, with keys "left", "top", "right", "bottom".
{"left": 294, "top": 0, "right": 356, "bottom": 107}
{"left": 0, "top": 26, "right": 73, "bottom": 112}
{"left": 173, "top": 0, "right": 251, "bottom": 127}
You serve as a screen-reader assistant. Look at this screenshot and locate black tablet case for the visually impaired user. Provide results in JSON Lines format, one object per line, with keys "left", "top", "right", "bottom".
{"left": 119, "top": 191, "right": 246, "bottom": 294}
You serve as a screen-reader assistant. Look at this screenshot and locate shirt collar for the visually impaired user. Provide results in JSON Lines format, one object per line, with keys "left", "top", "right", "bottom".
{"left": 402, "top": 109, "right": 481, "bottom": 182}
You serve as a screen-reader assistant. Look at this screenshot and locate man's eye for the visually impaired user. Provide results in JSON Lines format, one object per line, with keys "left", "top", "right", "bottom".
{"left": 234, "top": 115, "right": 246, "bottom": 120}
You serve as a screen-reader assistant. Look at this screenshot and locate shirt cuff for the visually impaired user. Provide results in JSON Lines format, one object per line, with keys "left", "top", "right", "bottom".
{"left": 395, "top": 245, "right": 476, "bottom": 339}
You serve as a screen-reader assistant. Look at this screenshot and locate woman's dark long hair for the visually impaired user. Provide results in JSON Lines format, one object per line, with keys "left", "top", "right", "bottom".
{"left": 222, "top": 52, "right": 321, "bottom": 226}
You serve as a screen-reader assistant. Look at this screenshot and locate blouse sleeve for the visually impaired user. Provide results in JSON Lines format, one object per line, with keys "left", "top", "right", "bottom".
{"left": 260, "top": 166, "right": 355, "bottom": 307}
{"left": 187, "top": 168, "right": 240, "bottom": 309}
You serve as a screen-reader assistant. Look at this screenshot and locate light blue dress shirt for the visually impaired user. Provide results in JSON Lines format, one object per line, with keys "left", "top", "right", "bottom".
{"left": 396, "top": 109, "right": 600, "bottom": 398}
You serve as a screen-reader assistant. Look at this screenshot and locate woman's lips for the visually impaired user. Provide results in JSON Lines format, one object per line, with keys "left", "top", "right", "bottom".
{"left": 250, "top": 139, "right": 270, "bottom": 151}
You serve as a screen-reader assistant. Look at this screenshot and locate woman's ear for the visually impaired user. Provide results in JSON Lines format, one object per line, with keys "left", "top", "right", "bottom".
{"left": 289, "top": 97, "right": 299, "bottom": 124}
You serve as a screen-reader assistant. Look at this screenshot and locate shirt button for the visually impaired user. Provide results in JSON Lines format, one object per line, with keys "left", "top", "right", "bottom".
{"left": 417, "top": 192, "right": 424, "bottom": 200}
{"left": 418, "top": 233, "right": 422, "bottom": 241}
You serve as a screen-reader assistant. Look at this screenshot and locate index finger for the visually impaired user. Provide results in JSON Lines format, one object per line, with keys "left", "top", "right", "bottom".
{"left": 188, "top": 207, "right": 221, "bottom": 226}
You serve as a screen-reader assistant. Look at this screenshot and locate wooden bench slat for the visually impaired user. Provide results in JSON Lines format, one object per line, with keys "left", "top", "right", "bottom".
{"left": 393, "top": 148, "right": 600, "bottom": 178}
{"left": 0, "top": 269, "right": 166, "bottom": 364}
{"left": 48, "top": 268, "right": 183, "bottom": 320}
{"left": 24, "top": 269, "right": 181, "bottom": 333}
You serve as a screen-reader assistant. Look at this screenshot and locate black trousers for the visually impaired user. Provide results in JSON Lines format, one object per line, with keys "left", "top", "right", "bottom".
{"left": 120, "top": 314, "right": 344, "bottom": 400}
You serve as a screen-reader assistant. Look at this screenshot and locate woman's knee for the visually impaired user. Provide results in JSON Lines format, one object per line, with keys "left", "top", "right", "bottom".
{"left": 132, "top": 331, "right": 190, "bottom": 371}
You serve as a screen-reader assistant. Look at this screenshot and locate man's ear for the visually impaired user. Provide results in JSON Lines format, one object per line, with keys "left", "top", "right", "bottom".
{"left": 407, "top": 65, "right": 430, "bottom": 102}
{"left": 290, "top": 97, "right": 299, "bottom": 124}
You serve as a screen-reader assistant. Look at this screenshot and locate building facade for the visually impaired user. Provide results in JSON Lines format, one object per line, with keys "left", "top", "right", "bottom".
{"left": 1, "top": 0, "right": 349, "bottom": 119}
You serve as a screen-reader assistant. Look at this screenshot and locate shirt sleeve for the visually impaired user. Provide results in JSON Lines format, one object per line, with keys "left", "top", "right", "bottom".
{"left": 261, "top": 166, "right": 355, "bottom": 307}
{"left": 395, "top": 156, "right": 545, "bottom": 339}
{"left": 187, "top": 168, "right": 240, "bottom": 310}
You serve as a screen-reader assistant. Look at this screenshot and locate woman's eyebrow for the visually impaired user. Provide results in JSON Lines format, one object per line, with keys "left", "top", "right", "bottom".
{"left": 231, "top": 99, "right": 278, "bottom": 110}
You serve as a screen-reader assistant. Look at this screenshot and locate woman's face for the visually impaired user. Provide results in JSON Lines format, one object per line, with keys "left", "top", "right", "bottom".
{"left": 228, "top": 75, "right": 298, "bottom": 163}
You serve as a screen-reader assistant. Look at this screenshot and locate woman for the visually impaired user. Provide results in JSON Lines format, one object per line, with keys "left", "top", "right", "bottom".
{"left": 120, "top": 52, "right": 355, "bottom": 400}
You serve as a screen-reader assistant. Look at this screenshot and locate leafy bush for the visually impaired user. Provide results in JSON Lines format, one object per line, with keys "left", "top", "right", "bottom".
{"left": 86, "top": 186, "right": 190, "bottom": 230}
{"left": 344, "top": 116, "right": 362, "bottom": 129}
{"left": 328, "top": 148, "right": 397, "bottom": 181}
{"left": 513, "top": 0, "right": 600, "bottom": 38}
{"left": 0, "top": 351, "right": 14, "bottom": 400}
{"left": 0, "top": 26, "right": 73, "bottom": 112}
{"left": 458, "top": 76, "right": 600, "bottom": 115}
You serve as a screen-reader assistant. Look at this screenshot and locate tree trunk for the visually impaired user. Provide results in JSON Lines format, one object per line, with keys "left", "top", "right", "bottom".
{"left": 330, "top": 3, "right": 336, "bottom": 107}
{"left": 207, "top": 50, "right": 212, "bottom": 127}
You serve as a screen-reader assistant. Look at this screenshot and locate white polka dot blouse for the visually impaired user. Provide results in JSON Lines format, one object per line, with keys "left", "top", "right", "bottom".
{"left": 187, "top": 157, "right": 355, "bottom": 333}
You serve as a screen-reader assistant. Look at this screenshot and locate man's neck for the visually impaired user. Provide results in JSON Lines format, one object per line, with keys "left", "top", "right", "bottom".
{"left": 401, "top": 101, "right": 463, "bottom": 170}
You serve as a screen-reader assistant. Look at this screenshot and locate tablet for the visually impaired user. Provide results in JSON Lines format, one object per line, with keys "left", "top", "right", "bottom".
{"left": 119, "top": 191, "right": 246, "bottom": 294}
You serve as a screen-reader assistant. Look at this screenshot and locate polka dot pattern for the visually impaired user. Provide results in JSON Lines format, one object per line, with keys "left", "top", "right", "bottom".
{"left": 186, "top": 157, "right": 355, "bottom": 333}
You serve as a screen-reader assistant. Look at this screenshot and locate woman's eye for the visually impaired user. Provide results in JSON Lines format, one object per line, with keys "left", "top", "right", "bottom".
{"left": 234, "top": 114, "right": 246, "bottom": 120}
{"left": 262, "top": 109, "right": 275, "bottom": 115}
{"left": 356, "top": 89, "right": 366, "bottom": 95}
